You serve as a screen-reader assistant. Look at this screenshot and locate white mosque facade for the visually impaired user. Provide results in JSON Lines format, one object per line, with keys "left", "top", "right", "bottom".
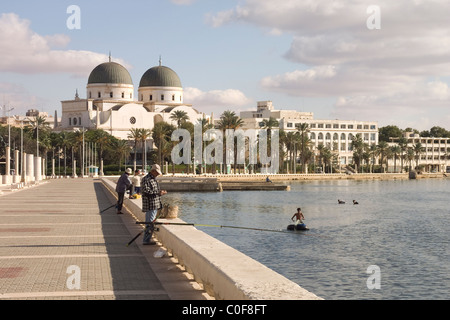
{"left": 60, "top": 59, "right": 205, "bottom": 140}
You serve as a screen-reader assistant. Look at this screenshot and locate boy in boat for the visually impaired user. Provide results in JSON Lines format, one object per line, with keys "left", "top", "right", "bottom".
{"left": 291, "top": 208, "right": 305, "bottom": 225}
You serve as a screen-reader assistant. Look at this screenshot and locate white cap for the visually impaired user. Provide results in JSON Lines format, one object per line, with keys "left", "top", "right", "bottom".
{"left": 151, "top": 164, "right": 162, "bottom": 175}
{"left": 125, "top": 168, "right": 132, "bottom": 174}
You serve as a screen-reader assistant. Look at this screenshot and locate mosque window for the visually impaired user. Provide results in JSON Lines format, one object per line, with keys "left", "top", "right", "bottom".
{"left": 122, "top": 92, "right": 125, "bottom": 98}
{"left": 89, "top": 92, "right": 92, "bottom": 99}
{"left": 172, "top": 94, "right": 175, "bottom": 101}
{"left": 161, "top": 95, "right": 164, "bottom": 100}
{"left": 98, "top": 92, "right": 101, "bottom": 98}
{"left": 150, "top": 95, "right": 153, "bottom": 101}
{"left": 130, "top": 117, "right": 136, "bottom": 125}
{"left": 69, "top": 118, "right": 72, "bottom": 126}
{"left": 110, "top": 92, "right": 113, "bottom": 98}
{"left": 73, "top": 117, "right": 77, "bottom": 125}
{"left": 141, "top": 94, "right": 143, "bottom": 101}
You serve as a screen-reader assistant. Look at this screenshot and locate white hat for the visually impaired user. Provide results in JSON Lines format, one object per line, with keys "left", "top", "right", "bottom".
{"left": 125, "top": 168, "right": 132, "bottom": 174}
{"left": 151, "top": 164, "right": 162, "bottom": 175}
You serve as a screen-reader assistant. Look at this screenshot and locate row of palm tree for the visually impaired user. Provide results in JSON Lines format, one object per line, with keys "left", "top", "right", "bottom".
{"left": 4, "top": 111, "right": 444, "bottom": 176}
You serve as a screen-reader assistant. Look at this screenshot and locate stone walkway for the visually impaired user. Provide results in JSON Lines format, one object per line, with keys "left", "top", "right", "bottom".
{"left": 0, "top": 178, "right": 211, "bottom": 300}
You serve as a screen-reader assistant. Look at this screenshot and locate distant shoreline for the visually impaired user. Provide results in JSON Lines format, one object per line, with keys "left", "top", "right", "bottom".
{"left": 203, "top": 172, "right": 448, "bottom": 182}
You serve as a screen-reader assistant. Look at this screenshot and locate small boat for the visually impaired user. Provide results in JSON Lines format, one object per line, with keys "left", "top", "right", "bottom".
{"left": 287, "top": 223, "right": 309, "bottom": 231}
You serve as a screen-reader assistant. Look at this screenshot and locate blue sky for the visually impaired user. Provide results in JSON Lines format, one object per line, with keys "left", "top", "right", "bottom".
{"left": 1, "top": 0, "right": 450, "bottom": 131}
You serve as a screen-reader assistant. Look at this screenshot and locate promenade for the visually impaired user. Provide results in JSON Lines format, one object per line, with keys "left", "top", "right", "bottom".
{"left": 0, "top": 178, "right": 211, "bottom": 300}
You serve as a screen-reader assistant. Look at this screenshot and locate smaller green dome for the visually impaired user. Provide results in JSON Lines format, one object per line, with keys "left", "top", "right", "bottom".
{"left": 139, "top": 66, "right": 182, "bottom": 88}
{"left": 88, "top": 62, "right": 133, "bottom": 85}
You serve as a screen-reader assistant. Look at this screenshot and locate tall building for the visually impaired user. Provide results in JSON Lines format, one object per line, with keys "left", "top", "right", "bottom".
{"left": 240, "top": 101, "right": 379, "bottom": 168}
{"left": 60, "top": 58, "right": 205, "bottom": 140}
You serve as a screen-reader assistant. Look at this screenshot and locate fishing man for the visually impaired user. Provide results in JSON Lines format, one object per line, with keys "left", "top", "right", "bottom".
{"left": 141, "top": 164, "right": 167, "bottom": 245}
{"left": 291, "top": 208, "right": 305, "bottom": 225}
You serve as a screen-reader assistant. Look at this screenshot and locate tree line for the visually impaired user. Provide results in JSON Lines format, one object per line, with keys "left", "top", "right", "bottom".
{"left": 1, "top": 113, "right": 449, "bottom": 175}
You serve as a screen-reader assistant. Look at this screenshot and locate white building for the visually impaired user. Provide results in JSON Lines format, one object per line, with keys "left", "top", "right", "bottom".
{"left": 60, "top": 58, "right": 205, "bottom": 140}
{"left": 387, "top": 132, "right": 450, "bottom": 173}
{"left": 240, "top": 101, "right": 379, "bottom": 167}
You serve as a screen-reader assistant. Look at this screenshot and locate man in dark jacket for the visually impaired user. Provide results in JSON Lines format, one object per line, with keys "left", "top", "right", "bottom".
{"left": 141, "top": 164, "right": 167, "bottom": 245}
{"left": 115, "top": 168, "right": 132, "bottom": 214}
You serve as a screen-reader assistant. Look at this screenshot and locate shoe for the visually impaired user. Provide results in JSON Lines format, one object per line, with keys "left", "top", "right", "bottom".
{"left": 117, "top": 211, "right": 123, "bottom": 214}
{"left": 142, "top": 241, "right": 156, "bottom": 245}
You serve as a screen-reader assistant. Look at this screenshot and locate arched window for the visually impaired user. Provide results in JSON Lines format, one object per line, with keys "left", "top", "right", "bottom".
{"left": 341, "top": 133, "right": 346, "bottom": 140}
{"left": 333, "top": 133, "right": 339, "bottom": 140}
{"left": 310, "top": 132, "right": 316, "bottom": 140}
{"left": 318, "top": 133, "right": 324, "bottom": 140}
{"left": 325, "top": 133, "right": 331, "bottom": 140}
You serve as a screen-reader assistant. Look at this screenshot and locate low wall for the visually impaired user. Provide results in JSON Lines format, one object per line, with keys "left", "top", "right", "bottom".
{"left": 101, "top": 177, "right": 321, "bottom": 300}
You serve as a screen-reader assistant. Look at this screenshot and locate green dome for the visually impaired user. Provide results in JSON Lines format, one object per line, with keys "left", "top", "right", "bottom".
{"left": 88, "top": 62, "right": 133, "bottom": 85}
{"left": 139, "top": 66, "right": 182, "bottom": 88}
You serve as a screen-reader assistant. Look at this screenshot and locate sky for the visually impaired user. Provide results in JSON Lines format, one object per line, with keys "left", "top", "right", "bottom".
{"left": 1, "top": 0, "right": 450, "bottom": 131}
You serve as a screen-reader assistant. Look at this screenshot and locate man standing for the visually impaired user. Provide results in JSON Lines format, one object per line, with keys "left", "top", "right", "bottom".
{"left": 141, "top": 164, "right": 167, "bottom": 245}
{"left": 116, "top": 168, "right": 132, "bottom": 214}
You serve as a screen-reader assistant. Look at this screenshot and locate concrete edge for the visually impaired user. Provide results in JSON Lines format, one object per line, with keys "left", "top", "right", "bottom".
{"left": 100, "top": 177, "right": 322, "bottom": 300}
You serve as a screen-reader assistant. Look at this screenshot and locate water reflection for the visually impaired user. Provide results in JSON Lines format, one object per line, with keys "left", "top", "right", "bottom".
{"left": 164, "top": 179, "right": 450, "bottom": 300}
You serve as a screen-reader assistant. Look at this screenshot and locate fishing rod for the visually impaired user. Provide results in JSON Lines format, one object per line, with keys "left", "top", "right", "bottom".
{"left": 99, "top": 203, "right": 116, "bottom": 214}
{"left": 135, "top": 221, "right": 326, "bottom": 237}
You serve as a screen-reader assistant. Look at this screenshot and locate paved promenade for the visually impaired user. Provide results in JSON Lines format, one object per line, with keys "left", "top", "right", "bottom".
{"left": 0, "top": 178, "right": 211, "bottom": 300}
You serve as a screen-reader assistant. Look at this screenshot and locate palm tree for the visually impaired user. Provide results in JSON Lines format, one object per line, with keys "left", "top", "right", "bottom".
{"left": 170, "top": 110, "right": 189, "bottom": 128}
{"left": 397, "top": 136, "right": 408, "bottom": 172}
{"left": 377, "top": 141, "right": 390, "bottom": 173}
{"left": 390, "top": 145, "right": 401, "bottom": 173}
{"left": 139, "top": 129, "right": 152, "bottom": 172}
{"left": 152, "top": 122, "right": 175, "bottom": 168}
{"left": 412, "top": 142, "right": 423, "bottom": 170}
{"left": 128, "top": 128, "right": 142, "bottom": 171}
{"left": 216, "top": 110, "right": 244, "bottom": 173}
{"left": 351, "top": 134, "right": 365, "bottom": 173}
{"left": 296, "top": 123, "right": 310, "bottom": 173}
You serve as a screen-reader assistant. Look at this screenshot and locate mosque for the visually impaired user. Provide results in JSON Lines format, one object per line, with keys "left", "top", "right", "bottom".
{"left": 60, "top": 57, "right": 206, "bottom": 139}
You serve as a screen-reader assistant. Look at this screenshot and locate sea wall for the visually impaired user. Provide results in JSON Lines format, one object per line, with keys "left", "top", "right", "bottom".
{"left": 101, "top": 177, "right": 321, "bottom": 300}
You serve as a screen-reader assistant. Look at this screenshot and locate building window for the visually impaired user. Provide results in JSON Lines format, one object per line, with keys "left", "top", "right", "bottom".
{"left": 161, "top": 95, "right": 164, "bottom": 100}
{"left": 333, "top": 124, "right": 339, "bottom": 129}
{"left": 172, "top": 94, "right": 175, "bottom": 101}
{"left": 79, "top": 117, "right": 81, "bottom": 125}
{"left": 130, "top": 93, "right": 132, "bottom": 99}
{"left": 348, "top": 125, "right": 354, "bottom": 129}
{"left": 73, "top": 117, "right": 77, "bottom": 125}
{"left": 150, "top": 95, "right": 153, "bottom": 101}
{"left": 287, "top": 123, "right": 293, "bottom": 128}
{"left": 98, "top": 92, "right": 101, "bottom": 98}
{"left": 110, "top": 92, "right": 113, "bottom": 98}
{"left": 326, "top": 124, "right": 331, "bottom": 129}
{"left": 357, "top": 125, "right": 362, "bottom": 129}
{"left": 69, "top": 118, "right": 72, "bottom": 126}
{"left": 89, "top": 92, "right": 92, "bottom": 99}
{"left": 122, "top": 92, "right": 125, "bottom": 98}
{"left": 130, "top": 117, "right": 136, "bottom": 125}
{"left": 341, "top": 124, "right": 346, "bottom": 129}
{"left": 318, "top": 124, "right": 324, "bottom": 128}
{"left": 370, "top": 125, "right": 376, "bottom": 130}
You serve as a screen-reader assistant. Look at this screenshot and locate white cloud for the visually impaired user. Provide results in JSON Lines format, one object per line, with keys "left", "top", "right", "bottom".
{"left": 0, "top": 82, "right": 49, "bottom": 115}
{"left": 209, "top": 0, "right": 450, "bottom": 129}
{"left": 0, "top": 13, "right": 129, "bottom": 77}
{"left": 184, "top": 87, "right": 253, "bottom": 115}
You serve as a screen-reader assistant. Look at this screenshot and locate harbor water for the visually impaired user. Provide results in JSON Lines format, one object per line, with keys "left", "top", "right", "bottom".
{"left": 164, "top": 178, "right": 450, "bottom": 300}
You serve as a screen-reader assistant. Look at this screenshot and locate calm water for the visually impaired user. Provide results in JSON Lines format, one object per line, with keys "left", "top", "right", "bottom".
{"left": 164, "top": 178, "right": 450, "bottom": 300}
